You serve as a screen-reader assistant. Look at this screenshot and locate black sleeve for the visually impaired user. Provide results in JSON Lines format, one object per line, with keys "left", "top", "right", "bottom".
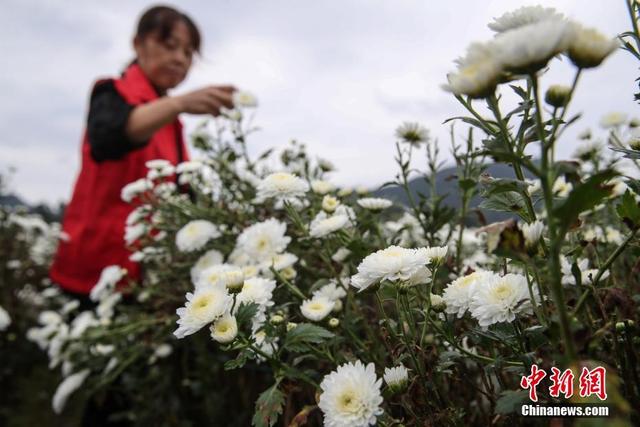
{"left": 87, "top": 80, "right": 149, "bottom": 162}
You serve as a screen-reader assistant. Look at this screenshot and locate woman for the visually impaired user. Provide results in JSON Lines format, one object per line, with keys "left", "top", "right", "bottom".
{"left": 50, "top": 5, "right": 234, "bottom": 296}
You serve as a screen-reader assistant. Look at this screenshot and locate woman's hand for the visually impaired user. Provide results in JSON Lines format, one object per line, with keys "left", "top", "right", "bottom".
{"left": 173, "top": 85, "right": 236, "bottom": 116}
{"left": 125, "top": 85, "right": 237, "bottom": 143}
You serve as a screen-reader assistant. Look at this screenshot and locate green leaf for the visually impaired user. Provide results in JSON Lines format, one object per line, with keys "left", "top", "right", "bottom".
{"left": 616, "top": 190, "right": 640, "bottom": 230}
{"left": 553, "top": 170, "right": 617, "bottom": 236}
{"left": 236, "top": 302, "right": 259, "bottom": 330}
{"left": 284, "top": 323, "right": 334, "bottom": 353}
{"left": 458, "top": 178, "right": 477, "bottom": 192}
{"left": 224, "top": 349, "right": 251, "bottom": 370}
{"left": 482, "top": 178, "right": 529, "bottom": 197}
{"left": 252, "top": 383, "right": 285, "bottom": 427}
{"left": 610, "top": 146, "right": 640, "bottom": 159}
{"left": 443, "top": 116, "right": 498, "bottom": 134}
{"left": 479, "top": 191, "right": 532, "bottom": 222}
{"left": 495, "top": 390, "right": 529, "bottom": 414}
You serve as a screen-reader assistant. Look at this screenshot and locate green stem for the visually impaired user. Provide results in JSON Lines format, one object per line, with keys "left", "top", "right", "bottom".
{"left": 530, "top": 73, "right": 577, "bottom": 362}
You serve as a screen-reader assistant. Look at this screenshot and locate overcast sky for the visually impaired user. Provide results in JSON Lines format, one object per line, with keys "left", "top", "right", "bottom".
{"left": 1, "top": 0, "right": 637, "bottom": 205}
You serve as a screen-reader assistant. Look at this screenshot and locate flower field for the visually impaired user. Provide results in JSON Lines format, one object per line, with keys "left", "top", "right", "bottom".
{"left": 2, "top": 4, "right": 640, "bottom": 426}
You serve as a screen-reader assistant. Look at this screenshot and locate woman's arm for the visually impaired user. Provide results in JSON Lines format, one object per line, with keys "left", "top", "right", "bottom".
{"left": 125, "top": 85, "right": 236, "bottom": 143}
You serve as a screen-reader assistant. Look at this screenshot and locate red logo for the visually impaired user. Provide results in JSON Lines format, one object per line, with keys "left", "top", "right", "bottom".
{"left": 520, "top": 365, "right": 607, "bottom": 401}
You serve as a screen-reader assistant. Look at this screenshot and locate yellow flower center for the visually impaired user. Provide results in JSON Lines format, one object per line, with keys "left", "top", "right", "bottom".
{"left": 337, "top": 390, "right": 360, "bottom": 413}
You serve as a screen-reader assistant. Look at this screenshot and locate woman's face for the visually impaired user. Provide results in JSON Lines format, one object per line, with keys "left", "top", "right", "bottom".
{"left": 134, "top": 20, "right": 194, "bottom": 92}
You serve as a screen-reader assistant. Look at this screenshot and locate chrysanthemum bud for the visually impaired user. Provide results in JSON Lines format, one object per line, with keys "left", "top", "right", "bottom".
{"left": 567, "top": 23, "right": 618, "bottom": 69}
{"left": 578, "top": 129, "right": 592, "bottom": 140}
{"left": 628, "top": 136, "right": 640, "bottom": 151}
{"left": 328, "top": 318, "right": 340, "bottom": 328}
{"left": 270, "top": 314, "right": 285, "bottom": 325}
{"left": 615, "top": 320, "right": 635, "bottom": 332}
{"left": 286, "top": 322, "right": 298, "bottom": 332}
{"left": 629, "top": 117, "right": 640, "bottom": 128}
{"left": 430, "top": 294, "right": 446, "bottom": 313}
{"left": 280, "top": 266, "right": 297, "bottom": 280}
{"left": 545, "top": 85, "right": 571, "bottom": 108}
{"left": 322, "top": 195, "right": 340, "bottom": 213}
{"left": 383, "top": 365, "right": 410, "bottom": 394}
{"left": 337, "top": 188, "right": 353, "bottom": 197}
{"left": 225, "top": 271, "right": 245, "bottom": 294}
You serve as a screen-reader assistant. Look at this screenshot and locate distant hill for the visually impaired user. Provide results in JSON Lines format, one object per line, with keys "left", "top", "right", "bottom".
{"left": 0, "top": 193, "right": 63, "bottom": 222}
{"left": 374, "top": 162, "right": 534, "bottom": 225}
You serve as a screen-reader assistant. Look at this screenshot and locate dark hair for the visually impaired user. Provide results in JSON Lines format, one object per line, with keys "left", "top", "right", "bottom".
{"left": 135, "top": 5, "right": 201, "bottom": 53}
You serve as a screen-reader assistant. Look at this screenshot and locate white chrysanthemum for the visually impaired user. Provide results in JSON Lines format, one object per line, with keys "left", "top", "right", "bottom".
{"left": 443, "top": 270, "right": 497, "bottom": 317}
{"left": 567, "top": 22, "right": 618, "bottom": 68}
{"left": 260, "top": 252, "right": 298, "bottom": 273}
{"left": 552, "top": 176, "right": 573, "bottom": 197}
{"left": 70, "top": 311, "right": 100, "bottom": 338}
{"left": 338, "top": 187, "right": 353, "bottom": 197}
{"left": 357, "top": 197, "right": 392, "bottom": 211}
{"left": 124, "top": 223, "right": 146, "bottom": 245}
{"left": 395, "top": 122, "right": 429, "bottom": 145}
{"left": 61, "top": 300, "right": 80, "bottom": 315}
{"left": 196, "top": 264, "right": 244, "bottom": 292}
{"left": 236, "top": 277, "right": 277, "bottom": 308}
{"left": 488, "top": 6, "right": 564, "bottom": 33}
{"left": 0, "top": 305, "right": 11, "bottom": 331}
{"left": 350, "top": 246, "right": 430, "bottom": 291}
{"left": 173, "top": 287, "right": 232, "bottom": 339}
{"left": 322, "top": 195, "right": 340, "bottom": 212}
{"left": 605, "top": 226, "right": 623, "bottom": 245}
{"left": 52, "top": 369, "right": 91, "bottom": 414}
{"left": 232, "top": 90, "right": 258, "bottom": 108}
{"left": 96, "top": 293, "right": 122, "bottom": 321}
{"left": 335, "top": 205, "right": 357, "bottom": 223}
{"left": 469, "top": 273, "right": 533, "bottom": 328}
{"left": 313, "top": 281, "right": 348, "bottom": 302}
{"left": 424, "top": 246, "right": 448, "bottom": 264}
{"left": 318, "top": 360, "right": 383, "bottom": 427}
{"left": 300, "top": 296, "right": 335, "bottom": 322}
{"left": 527, "top": 179, "right": 541, "bottom": 196}
{"left": 90, "top": 266, "right": 126, "bottom": 302}
{"left": 145, "top": 159, "right": 171, "bottom": 169}
{"left": 256, "top": 172, "right": 309, "bottom": 201}
{"left": 175, "top": 220, "right": 221, "bottom": 252}
{"left": 519, "top": 220, "right": 544, "bottom": 247}
{"left": 148, "top": 165, "right": 176, "bottom": 180}
{"left": 154, "top": 181, "right": 177, "bottom": 197}
{"left": 125, "top": 205, "right": 149, "bottom": 226}
{"left": 235, "top": 218, "right": 291, "bottom": 263}
{"left": 573, "top": 140, "right": 603, "bottom": 159}
{"left": 121, "top": 178, "right": 151, "bottom": 203}
{"left": 356, "top": 186, "right": 369, "bottom": 195}
{"left": 609, "top": 179, "right": 629, "bottom": 197}
{"left": 561, "top": 257, "right": 609, "bottom": 286}
{"left": 600, "top": 112, "right": 627, "bottom": 128}
{"left": 383, "top": 365, "right": 409, "bottom": 390}
{"left": 561, "top": 256, "right": 589, "bottom": 286}
{"left": 210, "top": 313, "right": 238, "bottom": 344}
{"left": 311, "top": 179, "right": 335, "bottom": 195}
{"left": 309, "top": 212, "right": 350, "bottom": 238}
{"left": 443, "top": 41, "right": 502, "bottom": 98}
{"left": 493, "top": 18, "right": 572, "bottom": 74}
{"left": 176, "top": 160, "right": 203, "bottom": 174}
{"left": 190, "top": 249, "right": 224, "bottom": 283}
{"left": 154, "top": 344, "right": 173, "bottom": 358}
{"left": 332, "top": 247, "right": 352, "bottom": 262}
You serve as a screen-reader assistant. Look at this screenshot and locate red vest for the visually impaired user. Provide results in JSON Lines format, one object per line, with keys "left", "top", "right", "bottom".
{"left": 50, "top": 63, "right": 189, "bottom": 294}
